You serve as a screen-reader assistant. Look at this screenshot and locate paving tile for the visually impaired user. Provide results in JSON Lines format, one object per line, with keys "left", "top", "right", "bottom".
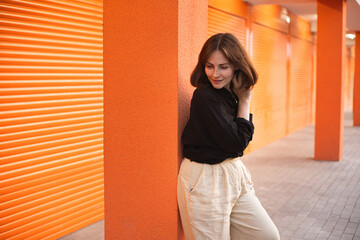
{"left": 300, "top": 218, "right": 316, "bottom": 229}
{"left": 327, "top": 236, "right": 341, "bottom": 240}
{"left": 344, "top": 222, "right": 358, "bottom": 234}
{"left": 334, "top": 219, "right": 349, "bottom": 231}
{"left": 330, "top": 229, "right": 344, "bottom": 237}
{"left": 340, "top": 233, "right": 355, "bottom": 239}
{"left": 290, "top": 235, "right": 306, "bottom": 240}
{"left": 321, "top": 224, "right": 335, "bottom": 233}
{"left": 281, "top": 230, "right": 295, "bottom": 238}
{"left": 350, "top": 215, "right": 360, "bottom": 223}
{"left": 316, "top": 231, "right": 331, "bottom": 238}
{"left": 327, "top": 214, "right": 341, "bottom": 222}
{"left": 355, "top": 225, "right": 360, "bottom": 237}
{"left": 312, "top": 219, "right": 326, "bottom": 228}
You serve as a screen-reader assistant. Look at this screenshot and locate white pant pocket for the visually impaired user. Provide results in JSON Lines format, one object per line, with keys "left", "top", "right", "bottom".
{"left": 188, "top": 160, "right": 205, "bottom": 193}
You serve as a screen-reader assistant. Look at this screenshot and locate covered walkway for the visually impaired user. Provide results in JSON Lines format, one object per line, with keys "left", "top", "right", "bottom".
{"left": 61, "top": 111, "right": 360, "bottom": 240}
{"left": 243, "top": 111, "right": 360, "bottom": 240}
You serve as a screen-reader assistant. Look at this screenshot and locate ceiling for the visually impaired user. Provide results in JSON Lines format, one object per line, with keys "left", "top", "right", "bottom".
{"left": 243, "top": 0, "right": 360, "bottom": 33}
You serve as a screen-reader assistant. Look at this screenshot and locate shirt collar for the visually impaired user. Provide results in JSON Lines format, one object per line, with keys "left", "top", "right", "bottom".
{"left": 211, "top": 86, "right": 237, "bottom": 101}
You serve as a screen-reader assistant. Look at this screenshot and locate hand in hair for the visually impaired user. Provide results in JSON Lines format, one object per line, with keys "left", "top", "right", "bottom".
{"left": 232, "top": 72, "right": 251, "bottom": 120}
{"left": 232, "top": 72, "right": 251, "bottom": 101}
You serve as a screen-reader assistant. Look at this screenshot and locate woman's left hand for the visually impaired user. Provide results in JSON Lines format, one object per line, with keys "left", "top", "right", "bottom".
{"left": 232, "top": 73, "right": 251, "bottom": 120}
{"left": 232, "top": 73, "right": 251, "bottom": 102}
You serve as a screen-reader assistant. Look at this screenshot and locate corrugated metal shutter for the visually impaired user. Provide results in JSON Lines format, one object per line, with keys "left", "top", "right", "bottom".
{"left": 289, "top": 36, "right": 313, "bottom": 133}
{"left": 250, "top": 23, "right": 287, "bottom": 151}
{"left": 0, "top": 0, "right": 104, "bottom": 239}
{"left": 311, "top": 44, "right": 316, "bottom": 123}
{"left": 208, "top": 6, "right": 246, "bottom": 46}
{"left": 344, "top": 46, "right": 355, "bottom": 110}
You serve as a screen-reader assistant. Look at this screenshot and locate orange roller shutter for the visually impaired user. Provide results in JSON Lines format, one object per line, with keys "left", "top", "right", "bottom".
{"left": 250, "top": 23, "right": 287, "bottom": 151}
{"left": 289, "top": 36, "right": 313, "bottom": 133}
{"left": 0, "top": 0, "right": 104, "bottom": 239}
{"left": 208, "top": 6, "right": 246, "bottom": 46}
{"left": 344, "top": 47, "right": 355, "bottom": 110}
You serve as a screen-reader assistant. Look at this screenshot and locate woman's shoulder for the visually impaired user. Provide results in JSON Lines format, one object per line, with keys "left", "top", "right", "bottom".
{"left": 192, "top": 86, "right": 219, "bottom": 105}
{"left": 194, "top": 86, "right": 217, "bottom": 98}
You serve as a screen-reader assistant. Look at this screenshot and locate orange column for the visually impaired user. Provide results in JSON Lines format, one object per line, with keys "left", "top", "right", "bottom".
{"left": 103, "top": 1, "right": 178, "bottom": 239}
{"left": 103, "top": 1, "right": 208, "bottom": 239}
{"left": 315, "top": 0, "right": 346, "bottom": 161}
{"left": 354, "top": 32, "right": 360, "bottom": 126}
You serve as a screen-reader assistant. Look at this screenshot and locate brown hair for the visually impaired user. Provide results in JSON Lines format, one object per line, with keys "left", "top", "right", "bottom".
{"left": 190, "top": 33, "right": 258, "bottom": 90}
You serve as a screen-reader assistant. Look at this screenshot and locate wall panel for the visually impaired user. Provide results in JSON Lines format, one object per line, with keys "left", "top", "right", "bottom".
{"left": 208, "top": 0, "right": 249, "bottom": 19}
{"left": 250, "top": 23, "right": 287, "bottom": 151}
{"left": 208, "top": 6, "right": 247, "bottom": 46}
{"left": 0, "top": 0, "right": 104, "bottom": 239}
{"left": 251, "top": 4, "right": 289, "bottom": 34}
{"left": 289, "top": 36, "right": 313, "bottom": 133}
{"left": 344, "top": 46, "right": 355, "bottom": 110}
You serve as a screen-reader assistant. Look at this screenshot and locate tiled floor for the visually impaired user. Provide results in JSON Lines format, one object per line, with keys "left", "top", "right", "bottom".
{"left": 58, "top": 219, "right": 104, "bottom": 240}
{"left": 242, "top": 112, "right": 360, "bottom": 240}
{"left": 60, "top": 112, "right": 360, "bottom": 240}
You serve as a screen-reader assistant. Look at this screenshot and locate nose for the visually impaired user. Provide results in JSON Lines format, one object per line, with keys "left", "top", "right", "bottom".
{"left": 212, "top": 67, "right": 220, "bottom": 78}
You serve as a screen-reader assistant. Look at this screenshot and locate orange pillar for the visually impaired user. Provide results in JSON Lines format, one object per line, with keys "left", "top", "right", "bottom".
{"left": 178, "top": 1, "right": 208, "bottom": 239}
{"left": 103, "top": 1, "right": 207, "bottom": 239}
{"left": 354, "top": 32, "right": 360, "bottom": 126}
{"left": 315, "top": 0, "right": 346, "bottom": 161}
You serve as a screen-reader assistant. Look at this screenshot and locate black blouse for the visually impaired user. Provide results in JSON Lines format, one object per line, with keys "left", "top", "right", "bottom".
{"left": 182, "top": 86, "right": 254, "bottom": 164}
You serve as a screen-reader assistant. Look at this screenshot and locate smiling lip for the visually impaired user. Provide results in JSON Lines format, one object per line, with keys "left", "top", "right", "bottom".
{"left": 212, "top": 80, "right": 223, "bottom": 84}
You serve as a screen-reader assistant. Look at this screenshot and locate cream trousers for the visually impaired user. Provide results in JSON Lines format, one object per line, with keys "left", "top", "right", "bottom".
{"left": 177, "top": 158, "right": 280, "bottom": 240}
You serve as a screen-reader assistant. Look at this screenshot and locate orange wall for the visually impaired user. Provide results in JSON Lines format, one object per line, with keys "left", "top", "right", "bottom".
{"left": 103, "top": 0, "right": 208, "bottom": 239}
{"left": 251, "top": 22, "right": 288, "bottom": 150}
{"left": 355, "top": 32, "right": 360, "bottom": 126}
{"left": 208, "top": 6, "right": 247, "bottom": 45}
{"left": 290, "top": 12, "right": 313, "bottom": 41}
{"left": 251, "top": 4, "right": 289, "bottom": 34}
{"left": 289, "top": 37, "right": 314, "bottom": 133}
{"left": 344, "top": 46, "right": 355, "bottom": 110}
{"left": 209, "top": 0, "right": 249, "bottom": 18}
{"left": 289, "top": 13, "right": 314, "bottom": 133}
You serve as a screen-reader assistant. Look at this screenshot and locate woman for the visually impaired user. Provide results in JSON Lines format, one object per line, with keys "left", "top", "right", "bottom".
{"left": 177, "top": 33, "right": 280, "bottom": 240}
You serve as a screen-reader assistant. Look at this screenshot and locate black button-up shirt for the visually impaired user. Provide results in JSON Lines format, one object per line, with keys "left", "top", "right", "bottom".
{"left": 182, "top": 86, "right": 254, "bottom": 164}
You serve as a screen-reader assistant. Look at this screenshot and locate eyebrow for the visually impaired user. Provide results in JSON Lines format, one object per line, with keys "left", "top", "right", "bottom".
{"left": 205, "top": 62, "right": 231, "bottom": 66}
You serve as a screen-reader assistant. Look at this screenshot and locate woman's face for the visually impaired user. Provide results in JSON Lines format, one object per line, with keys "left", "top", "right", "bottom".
{"left": 205, "top": 50, "right": 234, "bottom": 91}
